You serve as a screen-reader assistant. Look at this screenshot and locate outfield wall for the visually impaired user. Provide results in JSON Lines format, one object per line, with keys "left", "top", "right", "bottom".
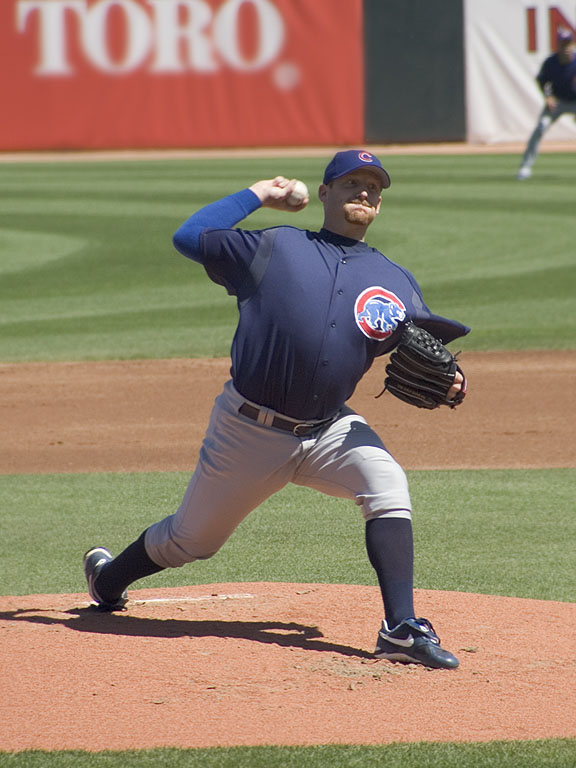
{"left": 1, "top": 0, "right": 575, "bottom": 150}
{"left": 364, "top": 0, "right": 466, "bottom": 144}
{"left": 2, "top": 0, "right": 364, "bottom": 150}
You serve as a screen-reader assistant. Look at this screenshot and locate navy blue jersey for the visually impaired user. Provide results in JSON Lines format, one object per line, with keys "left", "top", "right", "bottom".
{"left": 174, "top": 190, "right": 470, "bottom": 420}
{"left": 537, "top": 52, "right": 576, "bottom": 101}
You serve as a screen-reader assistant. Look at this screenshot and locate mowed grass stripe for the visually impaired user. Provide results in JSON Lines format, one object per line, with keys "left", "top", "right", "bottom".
{"left": 1, "top": 153, "right": 575, "bottom": 361}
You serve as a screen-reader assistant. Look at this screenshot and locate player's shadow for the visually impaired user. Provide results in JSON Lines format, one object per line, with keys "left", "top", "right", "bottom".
{"left": 0, "top": 606, "right": 373, "bottom": 659}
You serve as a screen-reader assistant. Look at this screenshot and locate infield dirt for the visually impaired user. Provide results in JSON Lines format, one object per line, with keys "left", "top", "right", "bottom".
{"left": 2, "top": 350, "right": 575, "bottom": 474}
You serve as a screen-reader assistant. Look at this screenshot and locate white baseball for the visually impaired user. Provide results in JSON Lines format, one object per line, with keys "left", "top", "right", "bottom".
{"left": 286, "top": 180, "right": 309, "bottom": 206}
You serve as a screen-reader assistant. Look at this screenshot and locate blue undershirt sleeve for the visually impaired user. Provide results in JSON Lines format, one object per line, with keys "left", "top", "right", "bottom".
{"left": 172, "top": 188, "right": 262, "bottom": 262}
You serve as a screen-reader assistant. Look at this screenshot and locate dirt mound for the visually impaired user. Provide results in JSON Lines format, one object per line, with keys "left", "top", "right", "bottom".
{"left": 1, "top": 583, "right": 574, "bottom": 751}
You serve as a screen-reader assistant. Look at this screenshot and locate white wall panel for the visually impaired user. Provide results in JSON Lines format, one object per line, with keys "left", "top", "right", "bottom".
{"left": 465, "top": 0, "right": 576, "bottom": 142}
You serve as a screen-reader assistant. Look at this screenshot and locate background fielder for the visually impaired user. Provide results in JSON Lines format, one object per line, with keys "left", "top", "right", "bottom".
{"left": 517, "top": 28, "right": 576, "bottom": 180}
{"left": 84, "top": 150, "right": 469, "bottom": 670}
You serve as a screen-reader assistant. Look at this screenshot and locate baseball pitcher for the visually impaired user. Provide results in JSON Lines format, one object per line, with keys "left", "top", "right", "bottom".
{"left": 84, "top": 150, "right": 470, "bottom": 669}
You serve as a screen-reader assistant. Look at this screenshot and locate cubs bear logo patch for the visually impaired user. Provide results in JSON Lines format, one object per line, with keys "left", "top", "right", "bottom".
{"left": 354, "top": 286, "right": 406, "bottom": 340}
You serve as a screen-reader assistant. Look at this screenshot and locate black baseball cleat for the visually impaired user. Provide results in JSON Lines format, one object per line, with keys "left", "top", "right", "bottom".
{"left": 83, "top": 547, "right": 128, "bottom": 612}
{"left": 374, "top": 617, "right": 459, "bottom": 669}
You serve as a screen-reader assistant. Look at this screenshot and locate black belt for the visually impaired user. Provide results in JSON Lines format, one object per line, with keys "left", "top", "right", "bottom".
{"left": 238, "top": 403, "right": 338, "bottom": 437}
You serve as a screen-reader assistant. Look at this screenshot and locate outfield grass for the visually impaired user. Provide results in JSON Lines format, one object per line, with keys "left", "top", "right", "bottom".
{"left": 1, "top": 469, "right": 573, "bottom": 601}
{"left": 1, "top": 153, "right": 575, "bottom": 361}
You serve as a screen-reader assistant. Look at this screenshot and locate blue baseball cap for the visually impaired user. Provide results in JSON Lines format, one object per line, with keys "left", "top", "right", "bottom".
{"left": 557, "top": 27, "right": 574, "bottom": 43}
{"left": 323, "top": 150, "right": 391, "bottom": 189}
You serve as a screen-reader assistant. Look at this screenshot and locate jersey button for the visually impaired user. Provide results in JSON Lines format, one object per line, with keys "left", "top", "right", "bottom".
{"left": 313, "top": 394, "right": 319, "bottom": 401}
{"left": 341, "top": 258, "right": 347, "bottom": 264}
{"left": 330, "top": 322, "right": 336, "bottom": 328}
{"left": 337, "top": 289, "right": 344, "bottom": 295}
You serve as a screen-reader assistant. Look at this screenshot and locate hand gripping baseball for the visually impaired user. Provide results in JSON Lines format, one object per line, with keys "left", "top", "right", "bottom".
{"left": 249, "top": 177, "right": 309, "bottom": 212}
{"left": 382, "top": 322, "right": 467, "bottom": 409}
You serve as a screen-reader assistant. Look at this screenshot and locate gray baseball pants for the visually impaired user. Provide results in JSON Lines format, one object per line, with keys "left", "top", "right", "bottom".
{"left": 145, "top": 380, "right": 412, "bottom": 569}
{"left": 520, "top": 99, "right": 576, "bottom": 169}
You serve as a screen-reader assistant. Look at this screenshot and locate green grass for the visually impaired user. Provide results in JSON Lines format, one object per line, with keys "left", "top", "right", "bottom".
{"left": 1, "top": 152, "right": 575, "bottom": 361}
{"left": 1, "top": 469, "right": 573, "bottom": 601}
{"left": 1, "top": 740, "right": 575, "bottom": 767}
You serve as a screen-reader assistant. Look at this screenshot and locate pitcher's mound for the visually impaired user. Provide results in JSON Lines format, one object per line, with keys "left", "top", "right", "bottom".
{"left": 1, "top": 582, "right": 574, "bottom": 751}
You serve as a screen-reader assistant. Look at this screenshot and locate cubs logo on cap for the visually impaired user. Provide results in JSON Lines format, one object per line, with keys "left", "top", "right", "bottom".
{"left": 354, "top": 286, "right": 406, "bottom": 340}
{"left": 323, "top": 150, "right": 391, "bottom": 189}
{"left": 557, "top": 27, "right": 574, "bottom": 43}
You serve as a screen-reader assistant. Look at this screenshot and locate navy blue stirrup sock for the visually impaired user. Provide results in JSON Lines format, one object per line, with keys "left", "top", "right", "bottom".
{"left": 365, "top": 516, "right": 415, "bottom": 629}
{"left": 94, "top": 530, "right": 164, "bottom": 602}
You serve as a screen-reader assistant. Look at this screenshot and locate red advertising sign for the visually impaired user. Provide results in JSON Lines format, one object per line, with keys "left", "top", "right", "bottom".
{"left": 1, "top": 0, "right": 364, "bottom": 150}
